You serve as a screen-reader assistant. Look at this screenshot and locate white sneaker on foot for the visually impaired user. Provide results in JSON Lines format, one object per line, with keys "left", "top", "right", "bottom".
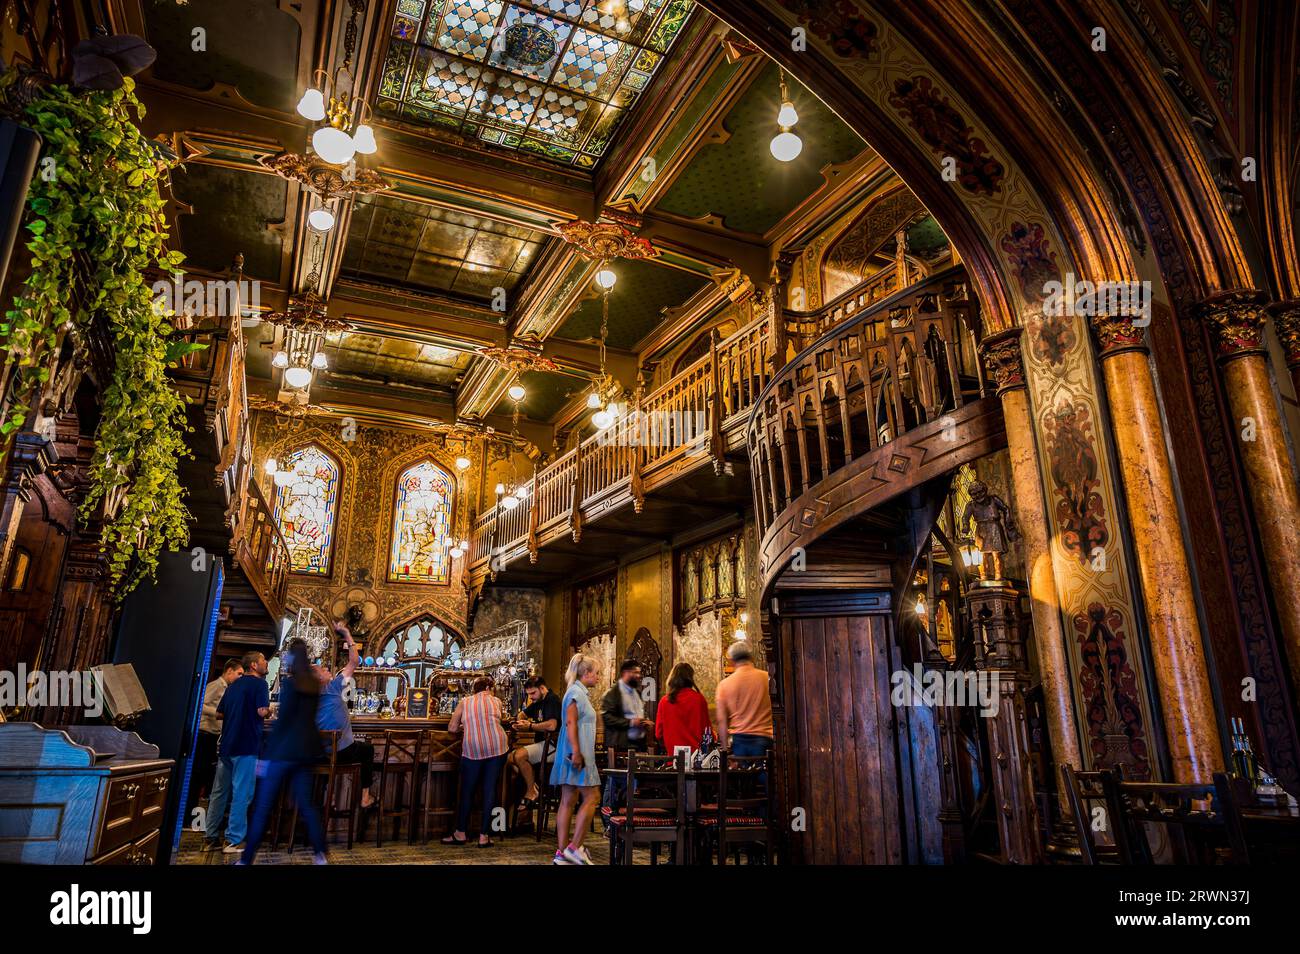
{"left": 552, "top": 850, "right": 573, "bottom": 865}
{"left": 562, "top": 845, "right": 592, "bottom": 865}
{"left": 222, "top": 842, "right": 244, "bottom": 855}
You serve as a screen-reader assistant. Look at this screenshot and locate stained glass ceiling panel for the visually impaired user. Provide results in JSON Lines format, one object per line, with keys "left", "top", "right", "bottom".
{"left": 378, "top": 0, "right": 694, "bottom": 168}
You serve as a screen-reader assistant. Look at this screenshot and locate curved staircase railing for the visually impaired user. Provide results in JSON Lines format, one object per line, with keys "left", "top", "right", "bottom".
{"left": 747, "top": 266, "right": 1006, "bottom": 594}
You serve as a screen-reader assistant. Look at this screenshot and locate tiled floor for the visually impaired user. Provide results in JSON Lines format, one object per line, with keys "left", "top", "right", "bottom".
{"left": 175, "top": 823, "right": 613, "bottom": 866}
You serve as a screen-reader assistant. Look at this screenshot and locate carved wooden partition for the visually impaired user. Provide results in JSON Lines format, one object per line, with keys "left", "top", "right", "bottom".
{"left": 773, "top": 588, "right": 944, "bottom": 864}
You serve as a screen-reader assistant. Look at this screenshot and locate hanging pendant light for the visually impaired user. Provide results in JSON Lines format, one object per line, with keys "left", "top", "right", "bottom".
{"left": 352, "top": 123, "right": 378, "bottom": 155}
{"left": 308, "top": 207, "right": 336, "bottom": 232}
{"left": 272, "top": 350, "right": 289, "bottom": 369}
{"left": 284, "top": 365, "right": 313, "bottom": 389}
{"left": 312, "top": 125, "right": 356, "bottom": 165}
{"left": 770, "top": 67, "right": 803, "bottom": 162}
{"left": 296, "top": 87, "right": 326, "bottom": 122}
{"left": 455, "top": 455, "right": 472, "bottom": 471}
{"left": 264, "top": 458, "right": 279, "bottom": 475}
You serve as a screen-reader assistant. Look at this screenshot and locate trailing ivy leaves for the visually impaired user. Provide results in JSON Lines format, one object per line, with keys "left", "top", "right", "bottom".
{"left": 0, "top": 73, "right": 195, "bottom": 594}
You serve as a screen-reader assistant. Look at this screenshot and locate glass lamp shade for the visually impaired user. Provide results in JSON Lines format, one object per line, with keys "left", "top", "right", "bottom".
{"left": 508, "top": 384, "right": 526, "bottom": 402}
{"left": 272, "top": 350, "right": 289, "bottom": 369}
{"left": 733, "top": 628, "right": 747, "bottom": 640}
{"left": 263, "top": 458, "right": 278, "bottom": 475}
{"left": 312, "top": 125, "right": 356, "bottom": 165}
{"left": 770, "top": 130, "right": 803, "bottom": 162}
{"left": 586, "top": 391, "right": 602, "bottom": 409}
{"left": 273, "top": 469, "right": 294, "bottom": 488}
{"left": 308, "top": 207, "right": 335, "bottom": 232}
{"left": 502, "top": 495, "right": 519, "bottom": 511}
{"left": 460, "top": 539, "right": 469, "bottom": 550}
{"left": 592, "top": 410, "right": 612, "bottom": 430}
{"left": 605, "top": 401, "right": 620, "bottom": 418}
{"left": 777, "top": 101, "right": 799, "bottom": 127}
{"left": 494, "top": 482, "right": 506, "bottom": 496}
{"left": 514, "top": 484, "right": 528, "bottom": 500}
{"left": 296, "top": 88, "right": 326, "bottom": 121}
{"left": 455, "top": 455, "right": 472, "bottom": 471}
{"left": 311, "top": 351, "right": 328, "bottom": 370}
{"left": 595, "top": 268, "right": 617, "bottom": 290}
{"left": 284, "top": 365, "right": 313, "bottom": 389}
{"left": 352, "top": 124, "right": 377, "bottom": 155}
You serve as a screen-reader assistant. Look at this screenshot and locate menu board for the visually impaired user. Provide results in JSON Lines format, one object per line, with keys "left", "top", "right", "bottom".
{"left": 405, "top": 687, "right": 430, "bottom": 719}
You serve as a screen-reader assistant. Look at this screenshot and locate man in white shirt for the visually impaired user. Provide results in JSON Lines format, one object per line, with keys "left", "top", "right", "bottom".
{"left": 189, "top": 658, "right": 243, "bottom": 812}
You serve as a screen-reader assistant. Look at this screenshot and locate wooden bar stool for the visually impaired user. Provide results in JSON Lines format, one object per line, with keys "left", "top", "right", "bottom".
{"left": 288, "top": 730, "right": 361, "bottom": 852}
{"left": 373, "top": 729, "right": 423, "bottom": 847}
{"left": 414, "top": 729, "right": 460, "bottom": 843}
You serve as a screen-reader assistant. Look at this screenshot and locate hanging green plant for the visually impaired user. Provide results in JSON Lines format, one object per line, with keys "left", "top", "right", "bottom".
{"left": 0, "top": 72, "right": 201, "bottom": 594}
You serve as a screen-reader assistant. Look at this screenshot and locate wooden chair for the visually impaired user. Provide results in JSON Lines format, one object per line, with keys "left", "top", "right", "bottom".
{"left": 1111, "top": 773, "right": 1250, "bottom": 864}
{"left": 605, "top": 751, "right": 686, "bottom": 866}
{"left": 372, "top": 730, "right": 424, "bottom": 847}
{"left": 413, "top": 729, "right": 459, "bottom": 843}
{"left": 1061, "top": 764, "right": 1124, "bottom": 864}
{"left": 699, "top": 752, "right": 772, "bottom": 865}
{"left": 288, "top": 729, "right": 360, "bottom": 853}
{"left": 532, "top": 733, "right": 561, "bottom": 841}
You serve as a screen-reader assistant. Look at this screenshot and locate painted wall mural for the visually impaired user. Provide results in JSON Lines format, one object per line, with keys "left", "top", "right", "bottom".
{"left": 771, "top": 0, "right": 1158, "bottom": 777}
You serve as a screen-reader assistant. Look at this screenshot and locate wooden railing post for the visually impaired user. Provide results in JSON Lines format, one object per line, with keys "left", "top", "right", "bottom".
{"left": 569, "top": 437, "right": 583, "bottom": 543}
{"left": 527, "top": 470, "right": 540, "bottom": 564}
{"left": 708, "top": 329, "right": 725, "bottom": 474}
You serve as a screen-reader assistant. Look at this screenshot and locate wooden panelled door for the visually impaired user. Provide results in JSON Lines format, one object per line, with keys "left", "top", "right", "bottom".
{"left": 776, "top": 590, "right": 942, "bottom": 864}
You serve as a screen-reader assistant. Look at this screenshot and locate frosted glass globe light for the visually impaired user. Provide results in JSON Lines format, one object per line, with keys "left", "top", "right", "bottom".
{"left": 502, "top": 495, "right": 519, "bottom": 511}
{"left": 284, "top": 365, "right": 313, "bottom": 389}
{"left": 455, "top": 455, "right": 472, "bottom": 471}
{"left": 595, "top": 268, "right": 617, "bottom": 290}
{"left": 515, "top": 484, "right": 528, "bottom": 500}
{"left": 296, "top": 88, "right": 326, "bottom": 121}
{"left": 592, "top": 410, "right": 612, "bottom": 430}
{"left": 308, "top": 207, "right": 335, "bottom": 232}
{"left": 508, "top": 384, "right": 526, "bottom": 402}
{"left": 586, "top": 391, "right": 602, "bottom": 409}
{"left": 311, "top": 351, "right": 328, "bottom": 370}
{"left": 770, "top": 130, "right": 803, "bottom": 162}
{"left": 777, "top": 100, "right": 799, "bottom": 127}
{"left": 353, "top": 123, "right": 377, "bottom": 155}
{"left": 312, "top": 125, "right": 356, "bottom": 165}
{"left": 272, "top": 350, "right": 289, "bottom": 368}
{"left": 495, "top": 482, "right": 506, "bottom": 496}
{"left": 263, "top": 458, "right": 278, "bottom": 475}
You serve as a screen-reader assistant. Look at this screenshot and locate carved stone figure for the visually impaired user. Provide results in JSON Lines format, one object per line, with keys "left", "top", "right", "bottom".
{"left": 960, "top": 480, "right": 1016, "bottom": 581}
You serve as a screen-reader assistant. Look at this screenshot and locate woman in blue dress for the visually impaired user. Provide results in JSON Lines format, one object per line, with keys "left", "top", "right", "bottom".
{"left": 549, "top": 653, "right": 601, "bottom": 865}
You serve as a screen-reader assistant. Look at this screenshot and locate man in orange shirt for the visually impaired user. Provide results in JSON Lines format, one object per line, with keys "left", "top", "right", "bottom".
{"left": 714, "top": 641, "right": 773, "bottom": 758}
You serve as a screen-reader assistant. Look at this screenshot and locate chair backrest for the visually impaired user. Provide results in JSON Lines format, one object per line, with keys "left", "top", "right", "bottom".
{"left": 1112, "top": 773, "right": 1249, "bottom": 864}
{"left": 627, "top": 751, "right": 685, "bottom": 824}
{"left": 718, "top": 752, "right": 768, "bottom": 819}
{"left": 424, "top": 729, "right": 460, "bottom": 765}
{"left": 1061, "top": 764, "right": 1123, "bottom": 864}
{"left": 606, "top": 747, "right": 630, "bottom": 770}
{"left": 318, "top": 730, "right": 343, "bottom": 766}
{"left": 378, "top": 729, "right": 423, "bottom": 766}
{"left": 537, "top": 733, "right": 558, "bottom": 796}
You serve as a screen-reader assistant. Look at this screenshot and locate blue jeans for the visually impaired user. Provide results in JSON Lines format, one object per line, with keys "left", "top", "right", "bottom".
{"left": 730, "top": 734, "right": 773, "bottom": 758}
{"left": 241, "top": 760, "right": 326, "bottom": 862}
{"left": 456, "top": 754, "right": 506, "bottom": 836}
{"left": 206, "top": 754, "right": 257, "bottom": 845}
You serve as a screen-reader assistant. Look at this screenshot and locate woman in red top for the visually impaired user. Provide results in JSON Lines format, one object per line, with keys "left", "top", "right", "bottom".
{"left": 655, "top": 663, "right": 711, "bottom": 753}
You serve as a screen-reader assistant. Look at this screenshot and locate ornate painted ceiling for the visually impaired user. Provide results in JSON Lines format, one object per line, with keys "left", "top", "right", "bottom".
{"left": 378, "top": 0, "right": 694, "bottom": 168}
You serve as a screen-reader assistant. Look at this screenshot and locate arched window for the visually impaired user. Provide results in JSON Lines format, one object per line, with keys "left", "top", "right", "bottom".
{"left": 377, "top": 615, "right": 461, "bottom": 695}
{"left": 270, "top": 444, "right": 340, "bottom": 576}
{"left": 388, "top": 458, "right": 455, "bottom": 583}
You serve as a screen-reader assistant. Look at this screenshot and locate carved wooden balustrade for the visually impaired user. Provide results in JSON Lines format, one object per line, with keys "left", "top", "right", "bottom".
{"left": 235, "top": 473, "right": 290, "bottom": 619}
{"left": 469, "top": 312, "right": 773, "bottom": 581}
{"left": 748, "top": 266, "right": 1008, "bottom": 594}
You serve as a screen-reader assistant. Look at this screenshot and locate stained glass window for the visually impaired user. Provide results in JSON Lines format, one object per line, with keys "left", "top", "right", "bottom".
{"left": 379, "top": 615, "right": 461, "bottom": 693}
{"left": 270, "top": 445, "right": 341, "bottom": 576}
{"left": 377, "top": 0, "right": 694, "bottom": 168}
{"left": 388, "top": 459, "right": 455, "bottom": 583}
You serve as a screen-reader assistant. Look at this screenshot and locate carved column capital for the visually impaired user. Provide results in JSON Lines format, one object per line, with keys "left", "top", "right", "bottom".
{"left": 1197, "top": 289, "right": 1269, "bottom": 361}
{"left": 978, "top": 328, "right": 1026, "bottom": 395}
{"left": 1267, "top": 299, "right": 1300, "bottom": 370}
{"left": 1089, "top": 314, "right": 1148, "bottom": 358}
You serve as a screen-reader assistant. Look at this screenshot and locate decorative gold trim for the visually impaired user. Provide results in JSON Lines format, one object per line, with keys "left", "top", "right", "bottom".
{"left": 258, "top": 151, "right": 392, "bottom": 203}
{"left": 1197, "top": 289, "right": 1269, "bottom": 360}
{"left": 557, "top": 218, "right": 659, "bottom": 262}
{"left": 979, "top": 328, "right": 1027, "bottom": 395}
{"left": 1267, "top": 300, "right": 1300, "bottom": 369}
{"left": 1089, "top": 314, "right": 1148, "bottom": 359}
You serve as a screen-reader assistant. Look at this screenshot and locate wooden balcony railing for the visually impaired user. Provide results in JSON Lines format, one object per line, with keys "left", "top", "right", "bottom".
{"left": 234, "top": 474, "right": 290, "bottom": 619}
{"left": 469, "top": 308, "right": 774, "bottom": 578}
{"left": 747, "top": 265, "right": 983, "bottom": 543}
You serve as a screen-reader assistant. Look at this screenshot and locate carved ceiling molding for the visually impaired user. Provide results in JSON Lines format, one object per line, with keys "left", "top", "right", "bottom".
{"left": 557, "top": 218, "right": 659, "bottom": 263}
{"left": 261, "top": 292, "right": 351, "bottom": 333}
{"left": 258, "top": 150, "right": 392, "bottom": 203}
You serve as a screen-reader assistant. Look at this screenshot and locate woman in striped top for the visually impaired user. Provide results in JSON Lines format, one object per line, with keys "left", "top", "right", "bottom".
{"left": 444, "top": 677, "right": 509, "bottom": 847}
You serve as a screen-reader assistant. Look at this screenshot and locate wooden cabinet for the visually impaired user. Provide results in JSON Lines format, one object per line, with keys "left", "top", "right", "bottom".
{"left": 0, "top": 723, "right": 174, "bottom": 865}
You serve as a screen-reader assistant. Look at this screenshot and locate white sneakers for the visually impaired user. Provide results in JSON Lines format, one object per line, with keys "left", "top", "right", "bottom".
{"left": 562, "top": 844, "right": 593, "bottom": 865}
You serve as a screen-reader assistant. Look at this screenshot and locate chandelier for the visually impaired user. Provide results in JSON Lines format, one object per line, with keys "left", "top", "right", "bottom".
{"left": 263, "top": 292, "right": 349, "bottom": 401}
{"left": 770, "top": 67, "right": 802, "bottom": 162}
{"left": 496, "top": 381, "right": 530, "bottom": 512}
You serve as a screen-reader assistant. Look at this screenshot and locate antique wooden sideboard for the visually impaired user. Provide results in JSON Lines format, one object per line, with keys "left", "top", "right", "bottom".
{"left": 0, "top": 723, "right": 174, "bottom": 864}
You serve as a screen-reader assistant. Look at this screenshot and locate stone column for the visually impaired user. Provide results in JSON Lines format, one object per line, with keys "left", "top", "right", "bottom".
{"left": 1267, "top": 300, "right": 1300, "bottom": 430}
{"left": 1090, "top": 315, "right": 1222, "bottom": 782}
{"left": 1203, "top": 292, "right": 1300, "bottom": 694}
{"left": 979, "top": 329, "right": 1083, "bottom": 798}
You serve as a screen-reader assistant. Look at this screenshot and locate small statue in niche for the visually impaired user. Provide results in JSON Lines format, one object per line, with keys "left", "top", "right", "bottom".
{"left": 960, "top": 480, "right": 1017, "bottom": 582}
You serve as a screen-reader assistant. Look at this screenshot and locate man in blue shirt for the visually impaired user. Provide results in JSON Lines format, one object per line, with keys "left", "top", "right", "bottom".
{"left": 203, "top": 651, "right": 269, "bottom": 853}
{"left": 317, "top": 621, "right": 375, "bottom": 808}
